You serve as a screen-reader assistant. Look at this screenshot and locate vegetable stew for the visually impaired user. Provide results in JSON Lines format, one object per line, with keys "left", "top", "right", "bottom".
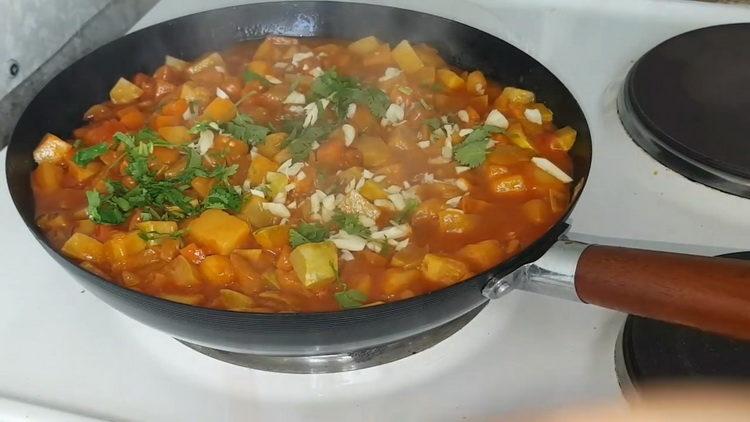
{"left": 31, "top": 36, "right": 577, "bottom": 312}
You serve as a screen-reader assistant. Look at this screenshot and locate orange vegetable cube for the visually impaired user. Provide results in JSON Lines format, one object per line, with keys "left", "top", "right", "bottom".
{"left": 383, "top": 268, "right": 421, "bottom": 295}
{"left": 164, "top": 255, "right": 201, "bottom": 288}
{"left": 153, "top": 114, "right": 182, "bottom": 129}
{"left": 62, "top": 232, "right": 105, "bottom": 264}
{"left": 199, "top": 255, "right": 236, "bottom": 286}
{"left": 390, "top": 244, "right": 427, "bottom": 269}
{"left": 105, "top": 231, "right": 147, "bottom": 263}
{"left": 68, "top": 160, "right": 103, "bottom": 183}
{"left": 392, "top": 40, "right": 424, "bottom": 74}
{"left": 180, "top": 82, "right": 212, "bottom": 105}
{"left": 119, "top": 109, "right": 145, "bottom": 130}
{"left": 180, "top": 243, "right": 206, "bottom": 265}
{"left": 202, "top": 97, "right": 237, "bottom": 123}
{"left": 549, "top": 189, "right": 571, "bottom": 213}
{"left": 253, "top": 224, "right": 290, "bottom": 250}
{"left": 246, "top": 60, "right": 271, "bottom": 76}
{"left": 411, "top": 66, "right": 436, "bottom": 85}
{"left": 219, "top": 289, "right": 254, "bottom": 311}
{"left": 109, "top": 77, "right": 144, "bottom": 104}
{"left": 468, "top": 95, "right": 489, "bottom": 113}
{"left": 506, "top": 122, "right": 536, "bottom": 151}
{"left": 233, "top": 249, "right": 275, "bottom": 271}
{"left": 75, "top": 219, "right": 97, "bottom": 236}
{"left": 190, "top": 176, "right": 215, "bottom": 199}
{"left": 355, "top": 135, "right": 391, "bottom": 167}
{"left": 489, "top": 175, "right": 527, "bottom": 196}
{"left": 158, "top": 126, "right": 193, "bottom": 145}
{"left": 466, "top": 71, "right": 487, "bottom": 95}
{"left": 436, "top": 68, "right": 465, "bottom": 90}
{"left": 500, "top": 86, "right": 535, "bottom": 104}
{"left": 457, "top": 240, "right": 504, "bottom": 272}
{"left": 521, "top": 198, "right": 551, "bottom": 224}
{"left": 247, "top": 154, "right": 278, "bottom": 186}
{"left": 187, "top": 209, "right": 251, "bottom": 255}
{"left": 460, "top": 197, "right": 492, "bottom": 214}
{"left": 348, "top": 36, "right": 381, "bottom": 55}
{"left": 257, "top": 132, "right": 287, "bottom": 158}
{"left": 421, "top": 253, "right": 469, "bottom": 285}
{"left": 438, "top": 209, "right": 480, "bottom": 234}
{"left": 186, "top": 52, "right": 226, "bottom": 75}
{"left": 137, "top": 221, "right": 178, "bottom": 234}
{"left": 551, "top": 126, "right": 577, "bottom": 151}
{"left": 229, "top": 252, "right": 265, "bottom": 294}
{"left": 487, "top": 144, "right": 533, "bottom": 166}
{"left": 362, "top": 43, "right": 393, "bottom": 67}
{"left": 33, "top": 133, "right": 72, "bottom": 164}
{"left": 33, "top": 162, "right": 64, "bottom": 192}
{"left": 161, "top": 98, "right": 189, "bottom": 117}
{"left": 359, "top": 180, "right": 388, "bottom": 201}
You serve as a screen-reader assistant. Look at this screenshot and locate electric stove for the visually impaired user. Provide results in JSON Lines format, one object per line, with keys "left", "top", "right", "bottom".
{"left": 3, "top": 0, "right": 750, "bottom": 420}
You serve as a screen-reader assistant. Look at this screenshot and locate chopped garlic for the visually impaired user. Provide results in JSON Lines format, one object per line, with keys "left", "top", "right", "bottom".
{"left": 197, "top": 130, "right": 215, "bottom": 155}
{"left": 455, "top": 166, "right": 470, "bottom": 174}
{"left": 524, "top": 108, "right": 543, "bottom": 125}
{"left": 388, "top": 193, "right": 406, "bottom": 210}
{"left": 403, "top": 181, "right": 411, "bottom": 189}
{"left": 367, "top": 241, "right": 383, "bottom": 253}
{"left": 362, "top": 169, "right": 374, "bottom": 179}
{"left": 531, "top": 157, "right": 572, "bottom": 183}
{"left": 422, "top": 173, "right": 435, "bottom": 183}
{"left": 355, "top": 178, "right": 366, "bottom": 191}
{"left": 374, "top": 199, "right": 395, "bottom": 210}
{"left": 284, "top": 183, "right": 296, "bottom": 193}
{"left": 456, "top": 178, "right": 470, "bottom": 191}
{"left": 277, "top": 159, "right": 293, "bottom": 174}
{"left": 265, "top": 75, "right": 282, "bottom": 84}
{"left": 342, "top": 124, "right": 356, "bottom": 146}
{"left": 273, "top": 192, "right": 287, "bottom": 203}
{"left": 283, "top": 91, "right": 306, "bottom": 105}
{"left": 345, "top": 178, "right": 356, "bottom": 193}
{"left": 311, "top": 140, "right": 321, "bottom": 150}
{"left": 475, "top": 83, "right": 485, "bottom": 95}
{"left": 214, "top": 66, "right": 226, "bottom": 73}
{"left": 289, "top": 105, "right": 304, "bottom": 114}
{"left": 359, "top": 215, "right": 377, "bottom": 227}
{"left": 458, "top": 128, "right": 474, "bottom": 137}
{"left": 284, "top": 162, "right": 305, "bottom": 177}
{"left": 296, "top": 171, "right": 307, "bottom": 181}
{"left": 346, "top": 103, "right": 357, "bottom": 119}
{"left": 379, "top": 67, "right": 402, "bottom": 82}
{"left": 309, "top": 66, "right": 324, "bottom": 77}
{"left": 384, "top": 103, "right": 405, "bottom": 125}
{"left": 262, "top": 202, "right": 291, "bottom": 218}
{"left": 310, "top": 191, "right": 323, "bottom": 214}
{"left": 372, "top": 175, "right": 387, "bottom": 183}
{"left": 485, "top": 109, "right": 509, "bottom": 129}
{"left": 395, "top": 238, "right": 410, "bottom": 251}
{"left": 446, "top": 196, "right": 462, "bottom": 208}
{"left": 291, "top": 51, "right": 314, "bottom": 66}
{"left": 330, "top": 230, "right": 368, "bottom": 251}
{"left": 417, "top": 140, "right": 431, "bottom": 149}
{"left": 274, "top": 62, "right": 288, "bottom": 68}
{"left": 214, "top": 87, "right": 229, "bottom": 99}
{"left": 249, "top": 189, "right": 266, "bottom": 198}
{"left": 385, "top": 185, "right": 402, "bottom": 194}
{"left": 428, "top": 156, "right": 451, "bottom": 165}
{"left": 182, "top": 106, "right": 194, "bottom": 121}
{"left": 457, "top": 110, "right": 469, "bottom": 123}
{"left": 287, "top": 201, "right": 297, "bottom": 209}
{"left": 371, "top": 224, "right": 411, "bottom": 240}
{"left": 341, "top": 250, "right": 355, "bottom": 261}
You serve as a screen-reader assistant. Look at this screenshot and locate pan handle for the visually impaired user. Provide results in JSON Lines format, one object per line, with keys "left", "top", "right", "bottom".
{"left": 484, "top": 241, "right": 750, "bottom": 341}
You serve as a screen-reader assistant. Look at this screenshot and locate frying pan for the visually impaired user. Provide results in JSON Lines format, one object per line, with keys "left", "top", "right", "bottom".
{"left": 6, "top": 2, "right": 750, "bottom": 357}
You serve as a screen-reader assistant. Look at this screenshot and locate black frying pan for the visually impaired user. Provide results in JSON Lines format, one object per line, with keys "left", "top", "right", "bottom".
{"left": 8, "top": 2, "right": 750, "bottom": 357}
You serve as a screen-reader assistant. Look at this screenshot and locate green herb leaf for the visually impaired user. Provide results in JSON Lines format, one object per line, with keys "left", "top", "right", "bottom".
{"left": 334, "top": 289, "right": 368, "bottom": 309}
{"left": 189, "top": 121, "right": 217, "bottom": 134}
{"left": 73, "top": 144, "right": 109, "bottom": 167}
{"left": 394, "top": 198, "right": 420, "bottom": 224}
{"left": 310, "top": 70, "right": 391, "bottom": 119}
{"left": 332, "top": 210, "right": 371, "bottom": 238}
{"left": 243, "top": 70, "right": 270, "bottom": 85}
{"left": 453, "top": 125, "right": 504, "bottom": 168}
{"left": 283, "top": 125, "right": 332, "bottom": 162}
{"left": 222, "top": 114, "right": 269, "bottom": 146}
{"left": 138, "top": 229, "right": 185, "bottom": 241}
{"left": 203, "top": 184, "right": 242, "bottom": 212}
{"left": 424, "top": 117, "right": 442, "bottom": 131}
{"left": 289, "top": 223, "right": 330, "bottom": 248}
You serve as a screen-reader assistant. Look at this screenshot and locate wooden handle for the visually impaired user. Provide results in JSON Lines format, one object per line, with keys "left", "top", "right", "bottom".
{"left": 575, "top": 245, "right": 750, "bottom": 340}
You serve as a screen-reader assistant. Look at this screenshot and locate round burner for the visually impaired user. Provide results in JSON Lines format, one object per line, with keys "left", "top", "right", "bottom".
{"left": 618, "top": 24, "right": 750, "bottom": 197}
{"left": 178, "top": 303, "right": 486, "bottom": 373}
{"left": 615, "top": 252, "right": 750, "bottom": 391}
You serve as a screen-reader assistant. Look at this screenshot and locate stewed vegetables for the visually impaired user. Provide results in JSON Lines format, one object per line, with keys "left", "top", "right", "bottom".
{"left": 31, "top": 36, "right": 576, "bottom": 312}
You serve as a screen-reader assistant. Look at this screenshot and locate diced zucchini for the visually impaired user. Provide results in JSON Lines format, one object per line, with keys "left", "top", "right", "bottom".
{"left": 289, "top": 241, "right": 338, "bottom": 288}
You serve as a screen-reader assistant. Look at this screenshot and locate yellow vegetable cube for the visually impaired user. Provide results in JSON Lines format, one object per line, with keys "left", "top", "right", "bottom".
{"left": 436, "top": 68, "right": 465, "bottom": 91}
{"left": 164, "top": 255, "right": 201, "bottom": 288}
{"left": 383, "top": 268, "right": 421, "bottom": 295}
{"left": 187, "top": 209, "right": 251, "bottom": 255}
{"left": 348, "top": 36, "right": 381, "bottom": 55}
{"left": 551, "top": 126, "right": 577, "bottom": 151}
{"left": 180, "top": 82, "right": 211, "bottom": 105}
{"left": 219, "top": 289, "right": 254, "bottom": 311}
{"left": 239, "top": 195, "right": 279, "bottom": 228}
{"left": 33, "top": 134, "right": 72, "bottom": 164}
{"left": 466, "top": 70, "right": 487, "bottom": 95}
{"left": 138, "top": 221, "right": 178, "bottom": 234}
{"left": 258, "top": 132, "right": 287, "bottom": 158}
{"left": 392, "top": 40, "right": 425, "bottom": 74}
{"left": 158, "top": 126, "right": 194, "bottom": 145}
{"left": 199, "top": 255, "right": 236, "bottom": 286}
{"left": 61, "top": 232, "right": 105, "bottom": 264}
{"left": 355, "top": 135, "right": 391, "bottom": 167}
{"left": 165, "top": 55, "right": 188, "bottom": 71}
{"left": 109, "top": 77, "right": 143, "bottom": 104}
{"left": 412, "top": 66, "right": 436, "bottom": 85}
{"left": 105, "top": 231, "right": 147, "bottom": 263}
{"left": 521, "top": 198, "right": 551, "bottom": 224}
{"left": 501, "top": 86, "right": 535, "bottom": 104}
{"left": 186, "top": 52, "right": 226, "bottom": 75}
{"left": 421, "top": 253, "right": 469, "bottom": 285}
{"left": 438, "top": 209, "right": 480, "bottom": 234}
{"left": 507, "top": 123, "right": 536, "bottom": 151}
{"left": 68, "top": 161, "right": 103, "bottom": 183}
{"left": 489, "top": 175, "right": 527, "bottom": 196}
{"left": 456, "top": 240, "right": 504, "bottom": 272}
{"left": 32, "top": 162, "right": 64, "bottom": 192}
{"left": 391, "top": 244, "right": 427, "bottom": 269}
{"left": 266, "top": 171, "right": 289, "bottom": 197}
{"left": 247, "top": 154, "right": 278, "bottom": 186}
{"left": 202, "top": 97, "right": 237, "bottom": 123}
{"left": 289, "top": 241, "right": 338, "bottom": 288}
{"left": 253, "top": 224, "right": 290, "bottom": 250}
{"left": 359, "top": 180, "right": 388, "bottom": 201}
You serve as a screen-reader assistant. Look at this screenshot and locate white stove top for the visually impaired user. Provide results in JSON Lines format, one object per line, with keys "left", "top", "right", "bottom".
{"left": 3, "top": 0, "right": 750, "bottom": 420}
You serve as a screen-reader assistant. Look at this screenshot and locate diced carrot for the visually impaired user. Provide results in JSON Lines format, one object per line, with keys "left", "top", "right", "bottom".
{"left": 32, "top": 162, "right": 64, "bottom": 192}
{"left": 157, "top": 126, "right": 193, "bottom": 145}
{"left": 191, "top": 176, "right": 215, "bottom": 199}
{"left": 151, "top": 146, "right": 180, "bottom": 165}
{"left": 199, "top": 255, "right": 236, "bottom": 286}
{"left": 436, "top": 68, "right": 465, "bottom": 90}
{"left": 119, "top": 109, "right": 145, "bottom": 130}
{"left": 468, "top": 96, "right": 489, "bottom": 114}
{"left": 247, "top": 154, "right": 278, "bottom": 186}
{"left": 230, "top": 252, "right": 264, "bottom": 294}
{"left": 161, "top": 98, "right": 189, "bottom": 116}
{"left": 81, "top": 119, "right": 128, "bottom": 145}
{"left": 315, "top": 138, "right": 346, "bottom": 170}
{"left": 187, "top": 209, "right": 251, "bottom": 255}
{"left": 180, "top": 243, "right": 207, "bottom": 265}
{"left": 153, "top": 114, "right": 182, "bottom": 130}
{"left": 461, "top": 197, "right": 493, "bottom": 214}
{"left": 456, "top": 240, "right": 504, "bottom": 272}
{"left": 246, "top": 60, "right": 271, "bottom": 76}
{"left": 466, "top": 71, "right": 487, "bottom": 95}
{"left": 202, "top": 97, "right": 237, "bottom": 123}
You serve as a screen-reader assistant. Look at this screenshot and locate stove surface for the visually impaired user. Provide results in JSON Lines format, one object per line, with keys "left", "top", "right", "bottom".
{"left": 3, "top": 0, "right": 750, "bottom": 420}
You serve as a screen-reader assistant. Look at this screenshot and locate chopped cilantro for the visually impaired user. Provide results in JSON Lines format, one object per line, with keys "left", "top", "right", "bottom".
{"left": 138, "top": 229, "right": 185, "bottom": 242}
{"left": 222, "top": 114, "right": 269, "bottom": 146}
{"left": 282, "top": 124, "right": 332, "bottom": 162}
{"left": 73, "top": 144, "right": 109, "bottom": 167}
{"left": 332, "top": 210, "right": 371, "bottom": 238}
{"left": 453, "top": 125, "right": 504, "bottom": 168}
{"left": 243, "top": 70, "right": 270, "bottom": 86}
{"left": 289, "top": 223, "right": 330, "bottom": 248}
{"left": 310, "top": 70, "right": 390, "bottom": 119}
{"left": 394, "top": 198, "right": 420, "bottom": 224}
{"left": 334, "top": 289, "right": 368, "bottom": 309}
{"left": 203, "top": 184, "right": 242, "bottom": 212}
{"left": 424, "top": 117, "right": 442, "bottom": 131}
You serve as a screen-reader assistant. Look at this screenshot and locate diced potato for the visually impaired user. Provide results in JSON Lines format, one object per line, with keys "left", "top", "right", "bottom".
{"left": 466, "top": 71, "right": 487, "bottom": 95}
{"left": 551, "top": 126, "right": 577, "bottom": 151}
{"left": 289, "top": 241, "right": 338, "bottom": 288}
{"left": 486, "top": 144, "right": 534, "bottom": 166}
{"left": 549, "top": 189, "right": 571, "bottom": 213}
{"left": 239, "top": 195, "right": 279, "bottom": 228}
{"left": 258, "top": 132, "right": 287, "bottom": 158}
{"left": 105, "top": 231, "right": 147, "bottom": 263}
{"left": 246, "top": 60, "right": 271, "bottom": 75}
{"left": 489, "top": 175, "right": 527, "bottom": 196}
{"left": 531, "top": 165, "right": 565, "bottom": 190}
{"left": 158, "top": 126, "right": 194, "bottom": 145}
{"left": 32, "top": 162, "right": 63, "bottom": 192}
{"left": 506, "top": 123, "right": 536, "bottom": 151}
{"left": 253, "top": 224, "right": 290, "bottom": 250}
{"left": 61, "top": 232, "right": 105, "bottom": 264}
{"left": 68, "top": 161, "right": 103, "bottom": 183}
{"left": 412, "top": 66, "right": 436, "bottom": 85}
{"left": 457, "top": 240, "right": 504, "bottom": 272}
{"left": 219, "top": 289, "right": 254, "bottom": 311}
{"left": 164, "top": 254, "right": 201, "bottom": 287}
{"left": 530, "top": 103, "right": 554, "bottom": 123}
{"left": 413, "top": 43, "right": 445, "bottom": 68}
{"left": 411, "top": 198, "right": 442, "bottom": 226}
{"left": 186, "top": 52, "right": 226, "bottom": 75}
{"left": 187, "top": 209, "right": 251, "bottom": 255}
{"left": 109, "top": 77, "right": 144, "bottom": 104}
{"left": 436, "top": 68, "right": 465, "bottom": 90}
{"left": 438, "top": 209, "right": 480, "bottom": 234}
{"left": 383, "top": 268, "right": 421, "bottom": 295}
{"left": 266, "top": 171, "right": 289, "bottom": 197}
{"left": 339, "top": 190, "right": 381, "bottom": 220}
{"left": 199, "top": 255, "right": 236, "bottom": 286}
{"left": 355, "top": 135, "right": 391, "bottom": 167}
{"left": 202, "top": 97, "right": 237, "bottom": 123}
{"left": 421, "top": 253, "right": 469, "bottom": 285}
{"left": 165, "top": 55, "right": 188, "bottom": 71}
{"left": 362, "top": 43, "right": 392, "bottom": 67}
{"left": 159, "top": 293, "right": 204, "bottom": 305}
{"left": 247, "top": 154, "right": 278, "bottom": 186}
{"left": 138, "top": 221, "right": 178, "bottom": 234}
{"left": 391, "top": 244, "right": 427, "bottom": 269}
{"left": 33, "top": 134, "right": 72, "bottom": 164}
{"left": 180, "top": 82, "right": 212, "bottom": 105}
{"left": 233, "top": 249, "right": 275, "bottom": 271}
{"left": 392, "top": 40, "right": 425, "bottom": 74}
{"left": 190, "top": 176, "right": 215, "bottom": 199}
{"left": 501, "top": 86, "right": 535, "bottom": 104}
{"left": 75, "top": 219, "right": 97, "bottom": 236}
{"left": 348, "top": 36, "right": 381, "bottom": 55}
{"left": 521, "top": 198, "right": 551, "bottom": 224}
{"left": 359, "top": 180, "right": 388, "bottom": 201}
{"left": 229, "top": 253, "right": 264, "bottom": 294}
